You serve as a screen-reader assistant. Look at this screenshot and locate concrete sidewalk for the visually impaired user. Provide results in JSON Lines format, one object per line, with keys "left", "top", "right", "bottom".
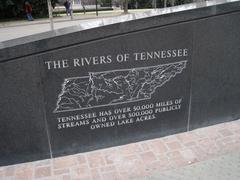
{"left": 137, "top": 152, "right": 240, "bottom": 180}
{"left": 0, "top": 119, "right": 239, "bottom": 180}
{"left": 0, "top": 9, "right": 151, "bottom": 42}
{"left": 0, "top": 9, "right": 133, "bottom": 28}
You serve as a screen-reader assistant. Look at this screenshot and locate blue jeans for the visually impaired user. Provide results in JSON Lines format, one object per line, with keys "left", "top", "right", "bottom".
{"left": 27, "top": 13, "right": 33, "bottom": 21}
{"left": 66, "top": 8, "right": 71, "bottom": 16}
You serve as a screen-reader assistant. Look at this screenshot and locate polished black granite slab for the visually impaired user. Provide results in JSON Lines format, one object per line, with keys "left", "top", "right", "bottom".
{"left": 41, "top": 23, "right": 193, "bottom": 157}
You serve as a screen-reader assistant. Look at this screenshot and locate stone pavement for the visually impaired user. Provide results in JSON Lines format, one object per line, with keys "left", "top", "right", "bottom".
{"left": 0, "top": 119, "right": 239, "bottom": 180}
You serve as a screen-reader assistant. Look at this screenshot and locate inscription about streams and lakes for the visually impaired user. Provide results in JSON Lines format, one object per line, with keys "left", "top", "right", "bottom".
{"left": 57, "top": 98, "right": 183, "bottom": 130}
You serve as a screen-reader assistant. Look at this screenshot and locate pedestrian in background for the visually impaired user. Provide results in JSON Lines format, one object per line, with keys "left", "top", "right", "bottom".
{"left": 64, "top": 0, "right": 71, "bottom": 16}
{"left": 24, "top": 1, "right": 34, "bottom": 21}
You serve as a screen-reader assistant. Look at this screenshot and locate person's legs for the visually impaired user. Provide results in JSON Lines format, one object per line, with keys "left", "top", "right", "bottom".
{"left": 68, "top": 8, "right": 72, "bottom": 16}
{"left": 66, "top": 8, "right": 71, "bottom": 16}
{"left": 27, "top": 13, "right": 34, "bottom": 21}
{"left": 26, "top": 13, "right": 31, "bottom": 20}
{"left": 29, "top": 13, "right": 34, "bottom": 20}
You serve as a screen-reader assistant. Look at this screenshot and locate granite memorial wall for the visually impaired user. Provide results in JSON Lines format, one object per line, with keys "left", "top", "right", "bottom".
{"left": 0, "top": 1, "right": 240, "bottom": 166}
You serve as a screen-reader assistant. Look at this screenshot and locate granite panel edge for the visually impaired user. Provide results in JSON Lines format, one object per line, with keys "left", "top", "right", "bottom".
{"left": 189, "top": 10, "right": 240, "bottom": 130}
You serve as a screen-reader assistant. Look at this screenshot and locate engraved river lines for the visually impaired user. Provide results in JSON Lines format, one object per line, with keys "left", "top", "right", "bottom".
{"left": 54, "top": 60, "right": 187, "bottom": 113}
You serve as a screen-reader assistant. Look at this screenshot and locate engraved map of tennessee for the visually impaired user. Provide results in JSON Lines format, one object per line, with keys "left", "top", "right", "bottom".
{"left": 54, "top": 61, "right": 187, "bottom": 113}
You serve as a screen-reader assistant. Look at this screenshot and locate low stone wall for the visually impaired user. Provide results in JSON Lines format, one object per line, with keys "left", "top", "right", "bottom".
{"left": 0, "top": 0, "right": 240, "bottom": 166}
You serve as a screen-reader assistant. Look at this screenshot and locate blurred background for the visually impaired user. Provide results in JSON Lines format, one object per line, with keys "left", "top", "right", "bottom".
{"left": 0, "top": 0, "right": 206, "bottom": 20}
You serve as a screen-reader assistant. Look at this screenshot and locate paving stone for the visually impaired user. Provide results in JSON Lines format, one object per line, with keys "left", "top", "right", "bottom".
{"left": 4, "top": 166, "right": 15, "bottom": 177}
{"left": 53, "top": 156, "right": 78, "bottom": 169}
{"left": 87, "top": 152, "right": 105, "bottom": 168}
{"left": 140, "top": 152, "right": 157, "bottom": 164}
{"left": 218, "top": 129, "right": 234, "bottom": 137}
{"left": 166, "top": 141, "right": 183, "bottom": 150}
{"left": 35, "top": 166, "right": 51, "bottom": 178}
{"left": 149, "top": 140, "right": 168, "bottom": 154}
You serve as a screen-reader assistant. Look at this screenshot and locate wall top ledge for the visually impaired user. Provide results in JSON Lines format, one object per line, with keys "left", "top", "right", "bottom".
{"left": 0, "top": 0, "right": 240, "bottom": 62}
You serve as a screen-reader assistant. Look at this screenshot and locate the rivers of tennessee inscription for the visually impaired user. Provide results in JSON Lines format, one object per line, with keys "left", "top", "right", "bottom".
{"left": 43, "top": 45, "right": 191, "bottom": 156}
